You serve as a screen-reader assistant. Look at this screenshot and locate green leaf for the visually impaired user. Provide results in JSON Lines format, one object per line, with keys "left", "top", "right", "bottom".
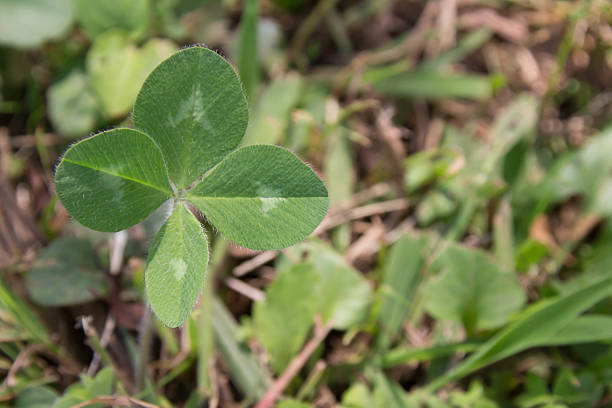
{"left": 515, "top": 239, "right": 548, "bottom": 272}
{"left": 26, "top": 238, "right": 107, "bottom": 306}
{"left": 543, "top": 128, "right": 612, "bottom": 215}
{"left": 376, "top": 235, "right": 429, "bottom": 350}
{"left": 253, "top": 263, "right": 319, "bottom": 372}
{"left": 311, "top": 246, "right": 371, "bottom": 329}
{"left": 86, "top": 367, "right": 115, "bottom": 396}
{"left": 341, "top": 382, "right": 374, "bottom": 408}
{"left": 87, "top": 31, "right": 176, "bottom": 118}
{"left": 489, "top": 94, "right": 539, "bottom": 162}
{"left": 134, "top": 46, "right": 249, "bottom": 189}
{"left": 146, "top": 202, "right": 209, "bottom": 327}
{"left": 423, "top": 243, "right": 526, "bottom": 333}
{"left": 52, "top": 367, "right": 114, "bottom": 408}
{"left": 553, "top": 368, "right": 602, "bottom": 406}
{"left": 74, "top": 0, "right": 150, "bottom": 39}
{"left": 16, "top": 386, "right": 59, "bottom": 408}
{"left": 55, "top": 128, "right": 173, "bottom": 232}
{"left": 47, "top": 70, "right": 100, "bottom": 138}
{"left": 429, "top": 274, "right": 612, "bottom": 390}
{"left": 283, "top": 241, "right": 372, "bottom": 328}
{"left": 255, "top": 242, "right": 370, "bottom": 371}
{"left": 187, "top": 145, "right": 328, "bottom": 250}
{"left": 0, "top": 0, "right": 73, "bottom": 48}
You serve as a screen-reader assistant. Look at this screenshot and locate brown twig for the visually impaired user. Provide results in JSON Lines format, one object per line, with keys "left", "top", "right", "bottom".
{"left": 318, "top": 198, "right": 410, "bottom": 232}
{"left": 0, "top": 181, "right": 46, "bottom": 244}
{"left": 87, "top": 315, "right": 116, "bottom": 377}
{"left": 224, "top": 277, "right": 265, "bottom": 302}
{"left": 2, "top": 343, "right": 46, "bottom": 389}
{"left": 334, "top": 1, "right": 438, "bottom": 93}
{"left": 80, "top": 316, "right": 134, "bottom": 392}
{"left": 254, "top": 318, "right": 333, "bottom": 408}
{"left": 233, "top": 251, "right": 278, "bottom": 276}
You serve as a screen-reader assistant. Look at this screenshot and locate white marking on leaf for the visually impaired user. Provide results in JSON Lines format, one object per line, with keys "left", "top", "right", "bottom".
{"left": 170, "top": 258, "right": 187, "bottom": 281}
{"left": 100, "top": 173, "right": 124, "bottom": 204}
{"left": 168, "top": 85, "right": 205, "bottom": 128}
{"left": 259, "top": 197, "right": 286, "bottom": 213}
{"left": 256, "top": 184, "right": 286, "bottom": 213}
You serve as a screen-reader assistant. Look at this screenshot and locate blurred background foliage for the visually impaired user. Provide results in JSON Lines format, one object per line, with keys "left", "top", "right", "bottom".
{"left": 1, "top": 0, "right": 612, "bottom": 407}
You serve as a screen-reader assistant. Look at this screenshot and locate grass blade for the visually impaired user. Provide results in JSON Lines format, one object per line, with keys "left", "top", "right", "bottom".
{"left": 212, "top": 298, "right": 271, "bottom": 401}
{"left": 428, "top": 275, "right": 612, "bottom": 390}
{"left": 237, "top": 0, "right": 259, "bottom": 101}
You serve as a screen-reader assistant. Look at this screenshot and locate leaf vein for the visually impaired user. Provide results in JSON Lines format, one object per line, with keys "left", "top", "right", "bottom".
{"left": 62, "top": 157, "right": 172, "bottom": 196}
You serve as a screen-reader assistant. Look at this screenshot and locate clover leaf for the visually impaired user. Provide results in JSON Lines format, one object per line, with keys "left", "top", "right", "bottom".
{"left": 54, "top": 47, "right": 329, "bottom": 327}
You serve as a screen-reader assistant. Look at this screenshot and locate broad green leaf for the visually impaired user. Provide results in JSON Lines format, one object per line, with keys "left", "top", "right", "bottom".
{"left": 283, "top": 241, "right": 372, "bottom": 328}
{"left": 309, "top": 245, "right": 371, "bottom": 329}
{"left": 241, "top": 74, "right": 304, "bottom": 146}
{"left": 86, "top": 367, "right": 114, "bottom": 397}
{"left": 53, "top": 367, "right": 114, "bottom": 408}
{"left": 26, "top": 237, "right": 107, "bottom": 306}
{"left": 253, "top": 263, "right": 319, "bottom": 372}
{"left": 416, "top": 189, "right": 457, "bottom": 226}
{"left": 490, "top": 94, "right": 539, "bottom": 163}
{"left": 255, "top": 242, "right": 370, "bottom": 371}
{"left": 134, "top": 46, "right": 249, "bottom": 189}
{"left": 0, "top": 0, "right": 73, "bottom": 48}
{"left": 341, "top": 382, "right": 374, "bottom": 408}
{"left": 376, "top": 235, "right": 429, "bottom": 350}
{"left": 74, "top": 0, "right": 149, "bottom": 39}
{"left": 212, "top": 298, "right": 271, "bottom": 399}
{"left": 423, "top": 243, "right": 525, "bottom": 333}
{"left": 47, "top": 70, "right": 100, "bottom": 138}
{"left": 146, "top": 202, "right": 209, "bottom": 327}
{"left": 543, "top": 128, "right": 612, "bottom": 215}
{"left": 429, "top": 274, "right": 612, "bottom": 390}
{"left": 16, "top": 386, "right": 59, "bottom": 408}
{"left": 553, "top": 368, "right": 602, "bottom": 406}
{"left": 55, "top": 128, "right": 173, "bottom": 232}
{"left": 87, "top": 31, "right": 176, "bottom": 118}
{"left": 187, "top": 145, "right": 328, "bottom": 250}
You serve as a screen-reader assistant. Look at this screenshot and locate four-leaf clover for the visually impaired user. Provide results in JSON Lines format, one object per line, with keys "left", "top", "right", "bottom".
{"left": 55, "top": 47, "right": 329, "bottom": 327}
